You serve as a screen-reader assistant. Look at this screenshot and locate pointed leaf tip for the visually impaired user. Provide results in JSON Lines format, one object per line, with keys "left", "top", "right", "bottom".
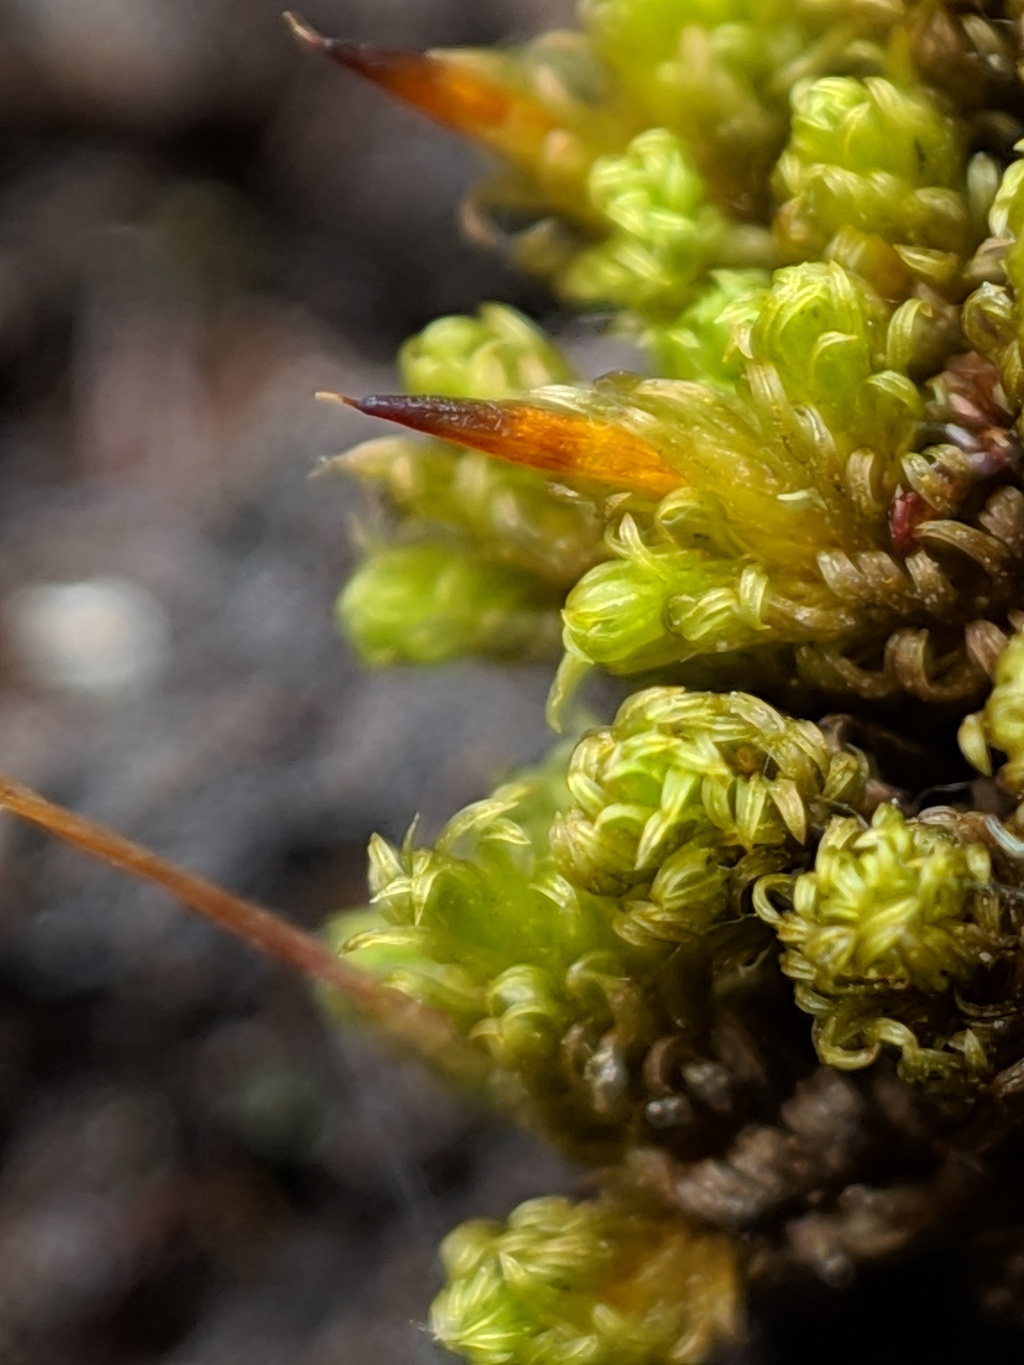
{"left": 285, "top": 14, "right": 422, "bottom": 85}
{"left": 349, "top": 392, "right": 680, "bottom": 497}
{"left": 312, "top": 391, "right": 359, "bottom": 408}
{"left": 287, "top": 20, "right": 556, "bottom": 161}
{"left": 353, "top": 393, "right": 504, "bottom": 428}
{"left": 283, "top": 11, "right": 324, "bottom": 50}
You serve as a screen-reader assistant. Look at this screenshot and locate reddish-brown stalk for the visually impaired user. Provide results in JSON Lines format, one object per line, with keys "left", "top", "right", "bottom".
{"left": 0, "top": 773, "right": 487, "bottom": 1084}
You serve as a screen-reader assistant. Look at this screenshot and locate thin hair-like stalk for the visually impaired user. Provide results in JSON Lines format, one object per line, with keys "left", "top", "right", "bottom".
{"left": 0, "top": 774, "right": 488, "bottom": 1085}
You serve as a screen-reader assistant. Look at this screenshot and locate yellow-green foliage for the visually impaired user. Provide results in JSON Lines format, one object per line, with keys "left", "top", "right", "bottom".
{"left": 756, "top": 804, "right": 1003, "bottom": 1082}
{"left": 432, "top": 1194, "right": 740, "bottom": 1365}
{"left": 321, "top": 1, "right": 1024, "bottom": 1359}
{"left": 337, "top": 304, "right": 605, "bottom": 664}
{"left": 960, "top": 630, "right": 1024, "bottom": 795}
{"left": 334, "top": 689, "right": 869, "bottom": 1148}
{"left": 774, "top": 75, "right": 969, "bottom": 276}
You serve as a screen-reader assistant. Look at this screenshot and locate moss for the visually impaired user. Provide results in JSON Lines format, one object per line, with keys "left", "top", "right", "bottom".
{"left": 310, "top": 1, "right": 1024, "bottom": 1358}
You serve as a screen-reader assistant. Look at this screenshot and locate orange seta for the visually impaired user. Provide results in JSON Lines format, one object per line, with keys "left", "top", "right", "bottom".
{"left": 329, "top": 392, "right": 682, "bottom": 498}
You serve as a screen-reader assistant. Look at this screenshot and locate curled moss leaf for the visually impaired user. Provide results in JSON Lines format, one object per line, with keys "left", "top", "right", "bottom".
{"left": 960, "top": 629, "right": 1024, "bottom": 796}
{"left": 431, "top": 1193, "right": 741, "bottom": 1365}
{"left": 329, "top": 689, "right": 854, "bottom": 1148}
{"left": 399, "top": 303, "right": 574, "bottom": 399}
{"left": 962, "top": 148, "right": 1024, "bottom": 414}
{"left": 552, "top": 686, "right": 870, "bottom": 946}
{"left": 579, "top": 0, "right": 884, "bottom": 215}
{"left": 558, "top": 128, "right": 769, "bottom": 314}
{"left": 328, "top": 750, "right": 639, "bottom": 1142}
{"left": 756, "top": 804, "right": 1005, "bottom": 1083}
{"left": 644, "top": 268, "right": 770, "bottom": 383}
{"left": 556, "top": 261, "right": 937, "bottom": 689}
{"left": 341, "top": 429, "right": 606, "bottom": 586}
{"left": 337, "top": 541, "right": 564, "bottom": 665}
{"left": 774, "top": 75, "right": 970, "bottom": 283}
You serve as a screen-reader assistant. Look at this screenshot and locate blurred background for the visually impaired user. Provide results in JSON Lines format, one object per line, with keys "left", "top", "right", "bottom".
{"left": 0, "top": 2, "right": 578, "bottom": 1362}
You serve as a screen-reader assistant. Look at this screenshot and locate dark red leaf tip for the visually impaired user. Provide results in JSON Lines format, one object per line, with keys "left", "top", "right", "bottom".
{"left": 284, "top": 14, "right": 432, "bottom": 84}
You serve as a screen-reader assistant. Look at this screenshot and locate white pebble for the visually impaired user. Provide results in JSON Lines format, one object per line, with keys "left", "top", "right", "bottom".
{"left": 5, "top": 577, "right": 171, "bottom": 697}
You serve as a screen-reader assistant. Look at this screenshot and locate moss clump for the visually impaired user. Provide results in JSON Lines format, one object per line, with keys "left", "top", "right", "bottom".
{"left": 304, "top": 0, "right": 1024, "bottom": 1358}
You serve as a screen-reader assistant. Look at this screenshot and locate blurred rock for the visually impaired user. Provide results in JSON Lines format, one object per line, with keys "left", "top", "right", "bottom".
{"left": 5, "top": 577, "right": 172, "bottom": 697}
